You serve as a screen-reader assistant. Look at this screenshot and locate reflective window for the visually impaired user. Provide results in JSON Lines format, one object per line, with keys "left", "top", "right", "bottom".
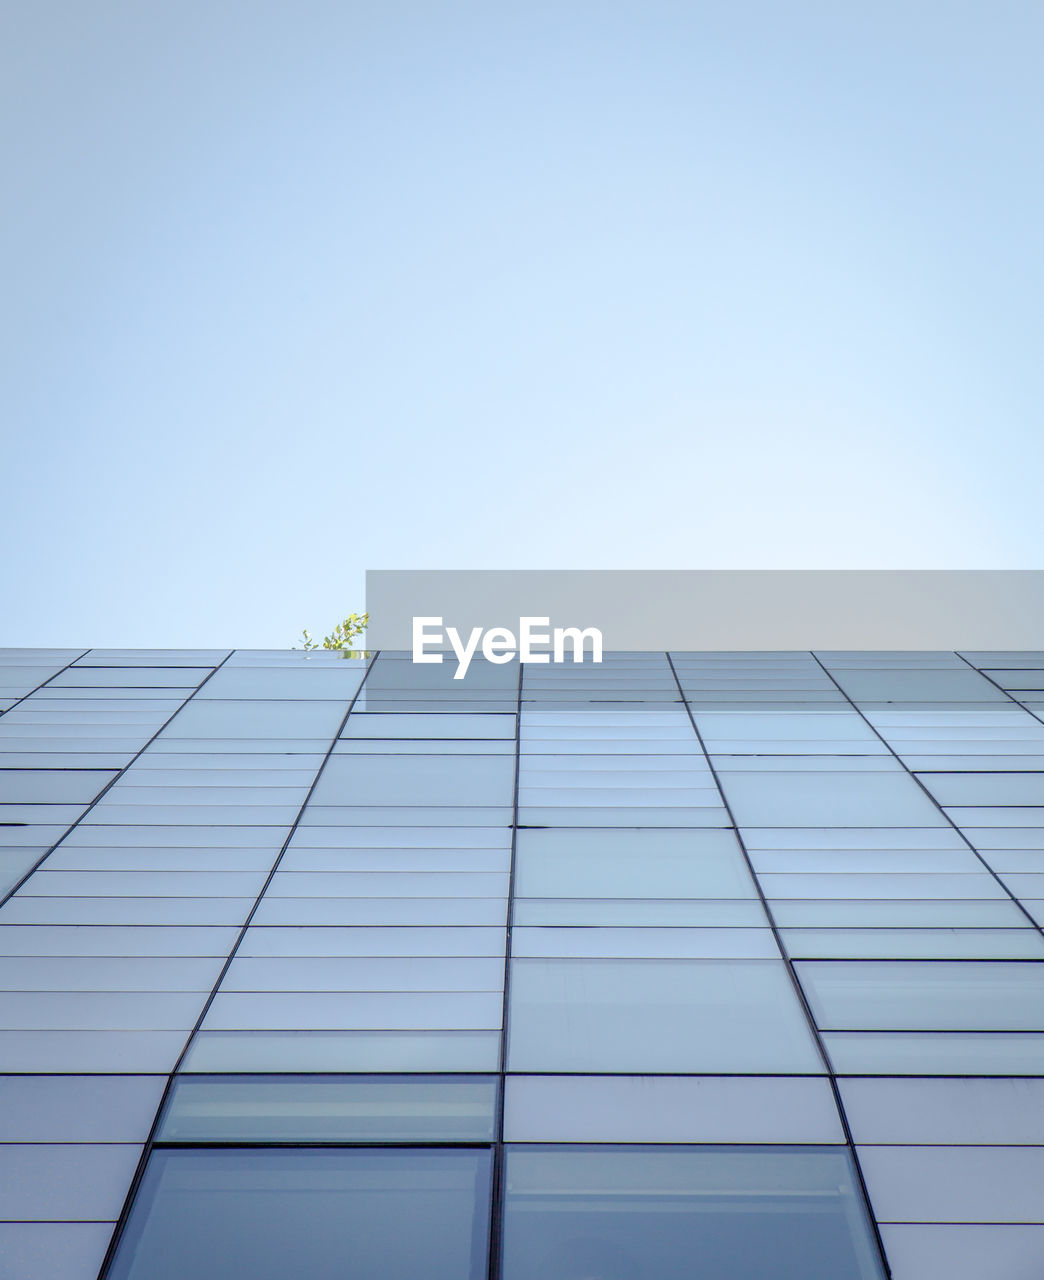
{"left": 106, "top": 1148, "right": 492, "bottom": 1280}
{"left": 500, "top": 1146, "right": 885, "bottom": 1280}
{"left": 157, "top": 1075, "right": 498, "bottom": 1143}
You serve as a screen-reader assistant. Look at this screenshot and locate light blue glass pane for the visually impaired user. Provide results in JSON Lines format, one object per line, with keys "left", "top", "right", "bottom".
{"left": 0, "top": 771, "right": 116, "bottom": 802}
{"left": 503, "top": 1076, "right": 843, "bottom": 1143}
{"left": 917, "top": 773, "right": 1044, "bottom": 805}
{"left": 507, "top": 958, "right": 822, "bottom": 1072}
{"left": 693, "top": 711, "right": 880, "bottom": 744}
{"left": 221, "top": 955, "right": 504, "bottom": 991}
{"left": 196, "top": 667, "right": 366, "bottom": 699}
{"left": 341, "top": 713, "right": 516, "bottom": 739}
{"left": 106, "top": 1148, "right": 492, "bottom": 1280}
{"left": 202, "top": 989, "right": 503, "bottom": 1031}
{"left": 512, "top": 899, "right": 769, "bottom": 926}
{"left": 501, "top": 1146, "right": 884, "bottom": 1280}
{"left": 824, "top": 1031, "right": 1044, "bottom": 1075}
{"left": 770, "top": 899, "right": 1027, "bottom": 928}
{"left": 156, "top": 1075, "right": 498, "bottom": 1143}
{"left": 512, "top": 926, "right": 779, "bottom": 959}
{"left": 309, "top": 755, "right": 515, "bottom": 807}
{"left": 830, "top": 668, "right": 1006, "bottom": 702}
{"left": 366, "top": 653, "right": 518, "bottom": 690}
{"left": 518, "top": 807, "right": 729, "bottom": 827}
{"left": 719, "top": 770, "right": 945, "bottom": 827}
{"left": 757, "top": 872, "right": 1005, "bottom": 900}
{"left": 181, "top": 1029, "right": 502, "bottom": 1073}
{"left": 51, "top": 667, "right": 213, "bottom": 688}
{"left": 797, "top": 961, "right": 1044, "bottom": 1030}
{"left": 161, "top": 700, "right": 347, "bottom": 739}
{"left": 514, "top": 828, "right": 755, "bottom": 898}
{"left": 781, "top": 928, "right": 1044, "bottom": 959}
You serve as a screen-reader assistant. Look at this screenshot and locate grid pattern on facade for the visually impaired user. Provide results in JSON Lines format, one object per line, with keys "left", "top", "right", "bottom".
{"left": 1, "top": 647, "right": 1044, "bottom": 1278}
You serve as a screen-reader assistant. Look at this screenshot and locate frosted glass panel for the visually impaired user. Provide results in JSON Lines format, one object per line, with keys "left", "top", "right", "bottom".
{"left": 507, "top": 958, "right": 822, "bottom": 1072}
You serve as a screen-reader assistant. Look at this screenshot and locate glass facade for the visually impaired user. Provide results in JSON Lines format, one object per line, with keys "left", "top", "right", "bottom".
{"left": 1, "top": 646, "right": 1043, "bottom": 1278}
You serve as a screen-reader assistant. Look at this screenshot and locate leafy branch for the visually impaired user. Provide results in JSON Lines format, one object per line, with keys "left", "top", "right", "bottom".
{"left": 295, "top": 611, "right": 369, "bottom": 658}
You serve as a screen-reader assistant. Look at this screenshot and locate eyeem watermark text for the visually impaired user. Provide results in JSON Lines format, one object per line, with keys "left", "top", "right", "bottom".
{"left": 413, "top": 617, "right": 603, "bottom": 679}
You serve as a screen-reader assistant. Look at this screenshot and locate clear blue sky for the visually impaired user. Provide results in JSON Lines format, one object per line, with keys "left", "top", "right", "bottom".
{"left": 3, "top": 2, "right": 1043, "bottom": 647}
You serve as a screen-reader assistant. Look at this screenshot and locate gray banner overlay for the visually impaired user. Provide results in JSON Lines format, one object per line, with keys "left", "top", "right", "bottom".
{"left": 366, "top": 570, "right": 1044, "bottom": 651}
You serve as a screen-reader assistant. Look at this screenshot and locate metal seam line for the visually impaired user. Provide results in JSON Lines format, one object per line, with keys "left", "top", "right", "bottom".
{"left": 665, "top": 650, "right": 894, "bottom": 1280}
{"left": 0, "top": 649, "right": 236, "bottom": 913}
{"left": 94, "top": 648, "right": 379, "bottom": 1280}
{"left": 808, "top": 651, "right": 1044, "bottom": 942}
{"left": 0, "top": 647, "right": 91, "bottom": 720}
{"left": 488, "top": 659, "right": 523, "bottom": 1280}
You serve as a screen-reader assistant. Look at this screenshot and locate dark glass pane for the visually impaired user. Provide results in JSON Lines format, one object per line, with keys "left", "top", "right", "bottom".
{"left": 107, "top": 1148, "right": 492, "bottom": 1280}
{"left": 501, "top": 1146, "right": 885, "bottom": 1280}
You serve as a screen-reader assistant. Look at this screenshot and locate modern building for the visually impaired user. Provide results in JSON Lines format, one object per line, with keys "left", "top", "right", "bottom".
{"left": 1, "top": 645, "right": 1043, "bottom": 1279}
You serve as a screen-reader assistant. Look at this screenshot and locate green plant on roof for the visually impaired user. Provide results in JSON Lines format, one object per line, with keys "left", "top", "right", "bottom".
{"left": 295, "top": 612, "right": 369, "bottom": 657}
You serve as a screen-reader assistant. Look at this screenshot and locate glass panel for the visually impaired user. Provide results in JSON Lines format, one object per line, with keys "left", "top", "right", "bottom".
{"left": 160, "top": 700, "right": 348, "bottom": 739}
{"left": 507, "top": 958, "right": 822, "bottom": 1072}
{"left": 503, "top": 1076, "right": 843, "bottom": 1143}
{"left": 238, "top": 926, "right": 506, "bottom": 958}
{"left": 781, "top": 928, "right": 1044, "bottom": 960}
{"left": 106, "top": 1148, "right": 492, "bottom": 1280}
{"left": 342, "top": 713, "right": 516, "bottom": 739}
{"left": 156, "top": 1075, "right": 498, "bottom": 1143}
{"left": 838, "top": 1078, "right": 1044, "bottom": 1145}
{"left": 181, "top": 1029, "right": 502, "bottom": 1073}
{"left": 0, "top": 956, "right": 224, "bottom": 991}
{"left": 0, "top": 770, "right": 116, "bottom": 802}
{"left": 0, "top": 1075, "right": 166, "bottom": 1141}
{"left": 2, "top": 1028, "right": 188, "bottom": 1073}
{"left": 0, "top": 898, "right": 256, "bottom": 926}
{"left": 251, "top": 898, "right": 507, "bottom": 927}
{"left": 196, "top": 668, "right": 366, "bottom": 699}
{"left": 0, "top": 991, "right": 204, "bottom": 1030}
{"left": 201, "top": 990, "right": 503, "bottom": 1031}
{"left": 877, "top": 1224, "right": 1044, "bottom": 1280}
{"left": 512, "top": 899, "right": 768, "bottom": 926}
{"left": 221, "top": 956, "right": 504, "bottom": 992}
{"left": 0, "top": 1222, "right": 114, "bottom": 1280}
{"left": 770, "top": 899, "right": 1027, "bottom": 928}
{"left": 51, "top": 667, "right": 213, "bottom": 688}
{"left": 511, "top": 926, "right": 779, "bottom": 958}
{"left": 514, "top": 828, "right": 755, "bottom": 898}
{"left": 309, "top": 755, "right": 515, "bottom": 807}
{"left": 501, "top": 1146, "right": 885, "bottom": 1280}
{"left": 857, "top": 1146, "right": 1044, "bottom": 1224}
{"left": 719, "top": 770, "right": 946, "bottom": 826}
{"left": 829, "top": 668, "right": 1006, "bottom": 702}
{"left": 917, "top": 772, "right": 1044, "bottom": 805}
{"left": 0, "top": 925, "right": 241, "bottom": 956}
{"left": 825, "top": 1031, "right": 1044, "bottom": 1075}
{"left": 797, "top": 960, "right": 1044, "bottom": 1030}
{"left": 756, "top": 872, "right": 1005, "bottom": 899}
{"left": 0, "top": 1144, "right": 142, "bottom": 1222}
